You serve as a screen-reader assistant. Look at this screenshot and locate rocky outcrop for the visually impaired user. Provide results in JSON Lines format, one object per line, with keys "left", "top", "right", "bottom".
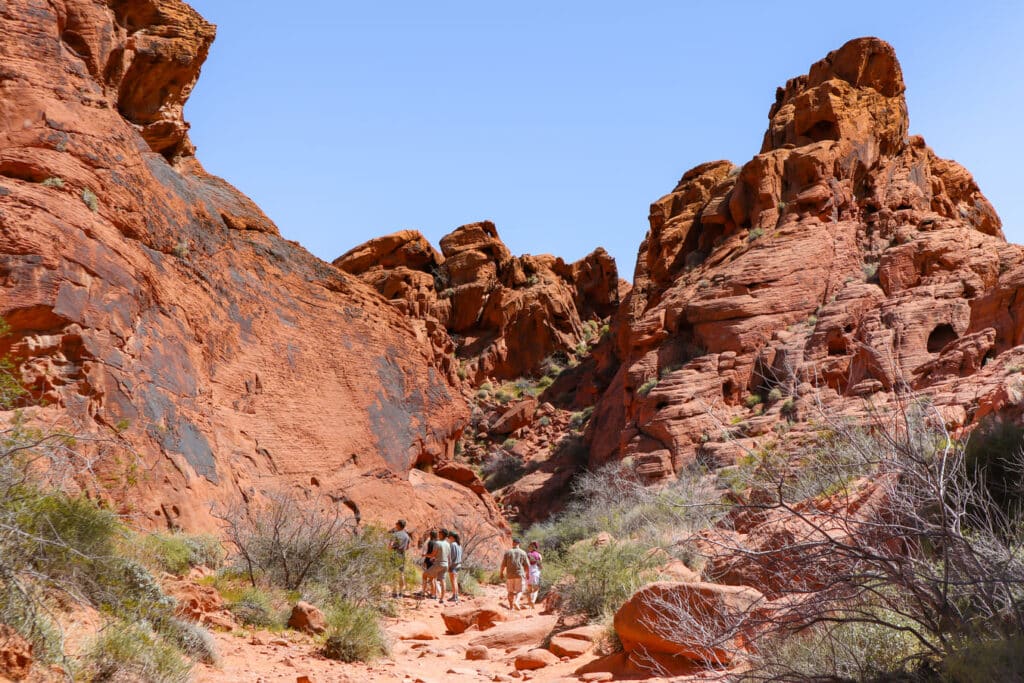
{"left": 335, "top": 222, "right": 623, "bottom": 383}
{"left": 0, "top": 0, "right": 507, "bottom": 555}
{"left": 586, "top": 37, "right": 1024, "bottom": 480}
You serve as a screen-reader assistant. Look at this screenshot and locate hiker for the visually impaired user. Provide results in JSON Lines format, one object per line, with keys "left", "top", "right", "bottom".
{"left": 526, "top": 540, "right": 543, "bottom": 607}
{"left": 421, "top": 530, "right": 438, "bottom": 598}
{"left": 389, "top": 519, "right": 411, "bottom": 598}
{"left": 446, "top": 531, "right": 462, "bottom": 604}
{"left": 499, "top": 538, "right": 530, "bottom": 610}
{"left": 426, "top": 528, "right": 451, "bottom": 604}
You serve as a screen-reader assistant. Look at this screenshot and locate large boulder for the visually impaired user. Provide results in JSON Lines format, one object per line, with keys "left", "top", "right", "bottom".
{"left": 441, "top": 603, "right": 507, "bottom": 634}
{"left": 613, "top": 581, "right": 764, "bottom": 665}
{"left": 287, "top": 602, "right": 327, "bottom": 635}
{"left": 468, "top": 614, "right": 558, "bottom": 649}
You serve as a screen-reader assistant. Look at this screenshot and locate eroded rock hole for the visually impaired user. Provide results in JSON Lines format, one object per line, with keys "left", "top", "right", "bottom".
{"left": 927, "top": 324, "right": 958, "bottom": 353}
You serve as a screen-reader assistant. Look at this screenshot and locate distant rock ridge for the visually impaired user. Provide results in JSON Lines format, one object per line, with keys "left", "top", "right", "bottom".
{"left": 335, "top": 221, "right": 626, "bottom": 384}
{"left": 0, "top": 0, "right": 507, "bottom": 555}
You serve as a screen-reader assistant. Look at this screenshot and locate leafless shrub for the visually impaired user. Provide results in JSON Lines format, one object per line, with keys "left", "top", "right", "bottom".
{"left": 215, "top": 490, "right": 356, "bottom": 590}
{"left": 650, "top": 393, "right": 1024, "bottom": 679}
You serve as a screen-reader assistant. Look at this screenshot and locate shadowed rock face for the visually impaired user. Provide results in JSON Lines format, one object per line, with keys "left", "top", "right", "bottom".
{"left": 0, "top": 0, "right": 508, "bottom": 553}
{"left": 584, "top": 37, "right": 1024, "bottom": 481}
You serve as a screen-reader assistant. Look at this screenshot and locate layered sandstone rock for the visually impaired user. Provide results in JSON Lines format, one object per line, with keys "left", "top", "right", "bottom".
{"left": 335, "top": 222, "right": 623, "bottom": 383}
{"left": 586, "top": 37, "right": 1024, "bottom": 480}
{"left": 0, "top": 0, "right": 507, "bottom": 557}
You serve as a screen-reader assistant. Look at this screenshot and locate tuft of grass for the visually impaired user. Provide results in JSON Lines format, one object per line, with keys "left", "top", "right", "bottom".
{"left": 321, "top": 601, "right": 388, "bottom": 663}
{"left": 744, "top": 394, "right": 763, "bottom": 409}
{"left": 569, "top": 407, "right": 594, "bottom": 431}
{"left": 227, "top": 587, "right": 280, "bottom": 628}
{"left": 132, "top": 532, "right": 224, "bottom": 575}
{"left": 767, "top": 387, "right": 783, "bottom": 403}
{"left": 637, "top": 379, "right": 658, "bottom": 396}
{"left": 81, "top": 621, "right": 192, "bottom": 683}
{"left": 82, "top": 187, "right": 98, "bottom": 211}
{"left": 748, "top": 227, "right": 765, "bottom": 242}
{"left": 172, "top": 240, "right": 189, "bottom": 258}
{"left": 41, "top": 176, "right": 64, "bottom": 188}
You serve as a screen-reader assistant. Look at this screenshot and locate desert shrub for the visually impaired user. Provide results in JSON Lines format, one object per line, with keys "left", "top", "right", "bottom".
{"left": 767, "top": 387, "right": 783, "bottom": 403}
{"left": 494, "top": 389, "right": 514, "bottom": 404}
{"left": 537, "top": 415, "right": 551, "bottom": 427}
{"left": 41, "top": 176, "right": 64, "bottom": 188}
{"left": 82, "top": 187, "right": 98, "bottom": 211}
{"left": 134, "top": 533, "right": 193, "bottom": 575}
{"left": 162, "top": 618, "right": 219, "bottom": 665}
{"left": 315, "top": 526, "right": 395, "bottom": 609}
{"left": 536, "top": 376, "right": 554, "bottom": 391}
{"left": 526, "top": 462, "right": 719, "bottom": 554}
{"left": 748, "top": 227, "right": 764, "bottom": 242}
{"left": 216, "top": 490, "right": 356, "bottom": 590}
{"left": 481, "top": 452, "right": 525, "bottom": 491}
{"left": 744, "top": 393, "right": 763, "bottom": 408}
{"left": 942, "top": 635, "right": 1024, "bottom": 683}
{"left": 541, "top": 354, "right": 566, "bottom": 377}
{"left": 502, "top": 437, "right": 517, "bottom": 450}
{"left": 81, "top": 621, "right": 191, "bottom": 683}
{"left": 228, "top": 587, "right": 278, "bottom": 628}
{"left": 321, "top": 601, "right": 388, "bottom": 662}
{"left": 569, "top": 407, "right": 594, "bottom": 430}
{"left": 693, "top": 397, "right": 1024, "bottom": 678}
{"left": 550, "top": 541, "right": 659, "bottom": 619}
{"left": 456, "top": 571, "right": 483, "bottom": 597}
{"left": 637, "top": 379, "right": 658, "bottom": 396}
{"left": 748, "top": 613, "right": 922, "bottom": 682}
{"left": 964, "top": 416, "right": 1024, "bottom": 519}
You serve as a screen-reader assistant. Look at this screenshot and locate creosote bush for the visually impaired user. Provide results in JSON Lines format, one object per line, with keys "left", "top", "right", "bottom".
{"left": 82, "top": 621, "right": 191, "bottom": 683}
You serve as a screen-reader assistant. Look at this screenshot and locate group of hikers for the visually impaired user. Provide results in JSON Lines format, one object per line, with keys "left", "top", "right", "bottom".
{"left": 389, "top": 520, "right": 543, "bottom": 610}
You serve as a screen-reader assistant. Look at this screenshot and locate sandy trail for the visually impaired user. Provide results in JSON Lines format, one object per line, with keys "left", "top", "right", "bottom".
{"left": 193, "top": 585, "right": 612, "bottom": 683}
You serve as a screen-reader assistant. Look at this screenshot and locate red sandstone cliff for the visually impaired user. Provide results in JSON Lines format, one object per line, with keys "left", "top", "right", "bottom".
{"left": 580, "top": 37, "right": 1024, "bottom": 482}
{"left": 0, "top": 0, "right": 507, "bottom": 551}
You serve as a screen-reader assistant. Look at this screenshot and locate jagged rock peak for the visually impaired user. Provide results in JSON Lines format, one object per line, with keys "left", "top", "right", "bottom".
{"left": 762, "top": 37, "right": 908, "bottom": 157}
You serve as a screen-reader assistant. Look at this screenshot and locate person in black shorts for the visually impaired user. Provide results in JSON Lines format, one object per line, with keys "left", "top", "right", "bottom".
{"left": 389, "top": 519, "right": 411, "bottom": 598}
{"left": 421, "top": 529, "right": 438, "bottom": 598}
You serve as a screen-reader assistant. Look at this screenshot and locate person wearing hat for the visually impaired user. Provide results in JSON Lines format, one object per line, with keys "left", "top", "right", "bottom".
{"left": 499, "top": 538, "right": 530, "bottom": 610}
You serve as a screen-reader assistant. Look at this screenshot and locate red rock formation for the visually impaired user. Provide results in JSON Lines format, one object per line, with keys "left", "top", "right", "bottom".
{"left": 587, "top": 37, "right": 1024, "bottom": 480}
{"left": 0, "top": 0, "right": 507, "bottom": 557}
{"left": 335, "top": 222, "right": 623, "bottom": 384}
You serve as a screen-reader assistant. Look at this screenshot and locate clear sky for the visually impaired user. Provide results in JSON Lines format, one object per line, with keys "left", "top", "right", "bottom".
{"left": 184, "top": 1, "right": 1024, "bottom": 281}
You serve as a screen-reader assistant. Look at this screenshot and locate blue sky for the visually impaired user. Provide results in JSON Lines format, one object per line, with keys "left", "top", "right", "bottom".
{"left": 184, "top": 2, "right": 1024, "bottom": 281}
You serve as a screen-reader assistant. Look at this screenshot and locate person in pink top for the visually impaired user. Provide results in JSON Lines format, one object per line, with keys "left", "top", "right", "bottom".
{"left": 526, "top": 541, "right": 543, "bottom": 607}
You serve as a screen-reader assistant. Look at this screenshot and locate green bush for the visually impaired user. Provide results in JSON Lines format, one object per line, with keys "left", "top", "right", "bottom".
{"left": 747, "top": 227, "right": 765, "bottom": 242}
{"left": 136, "top": 533, "right": 194, "bottom": 575}
{"left": 750, "top": 616, "right": 922, "bottom": 681}
{"left": 569, "top": 407, "right": 594, "bottom": 430}
{"left": 41, "top": 176, "right": 64, "bottom": 188}
{"left": 81, "top": 621, "right": 191, "bottom": 683}
{"left": 321, "top": 601, "right": 388, "bottom": 662}
{"left": 637, "top": 379, "right": 658, "bottom": 396}
{"left": 744, "top": 394, "right": 763, "bottom": 408}
{"left": 943, "top": 636, "right": 1024, "bottom": 683}
{"left": 482, "top": 452, "right": 525, "bottom": 491}
{"left": 551, "top": 541, "right": 659, "bottom": 619}
{"left": 964, "top": 417, "right": 1024, "bottom": 519}
{"left": 228, "top": 587, "right": 278, "bottom": 628}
